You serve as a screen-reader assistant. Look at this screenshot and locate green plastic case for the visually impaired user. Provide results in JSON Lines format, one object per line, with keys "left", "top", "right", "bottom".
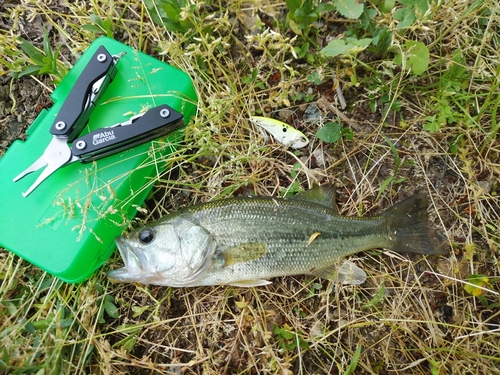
{"left": 0, "top": 37, "right": 197, "bottom": 283}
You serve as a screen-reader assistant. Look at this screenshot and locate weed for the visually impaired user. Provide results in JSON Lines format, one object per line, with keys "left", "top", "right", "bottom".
{"left": 111, "top": 325, "right": 141, "bottom": 352}
{"left": 241, "top": 67, "right": 266, "bottom": 90}
{"left": 291, "top": 90, "right": 315, "bottom": 103}
{"left": 281, "top": 162, "right": 303, "bottom": 197}
{"left": 11, "top": 28, "right": 68, "bottom": 84}
{"left": 464, "top": 274, "right": 497, "bottom": 306}
{"left": 143, "top": 0, "right": 196, "bottom": 33}
{"left": 375, "top": 136, "right": 407, "bottom": 200}
{"left": 285, "top": 0, "right": 335, "bottom": 42}
{"left": 315, "top": 120, "right": 354, "bottom": 144}
{"left": 318, "top": 0, "right": 434, "bottom": 77}
{"left": 344, "top": 345, "right": 362, "bottom": 375}
{"left": 391, "top": 40, "right": 430, "bottom": 75}
{"left": 273, "top": 324, "right": 310, "bottom": 352}
{"left": 361, "top": 282, "right": 385, "bottom": 309}
{"left": 95, "top": 283, "right": 119, "bottom": 323}
{"left": 320, "top": 36, "right": 373, "bottom": 58}
{"left": 306, "top": 70, "right": 322, "bottom": 85}
{"left": 82, "top": 14, "right": 115, "bottom": 38}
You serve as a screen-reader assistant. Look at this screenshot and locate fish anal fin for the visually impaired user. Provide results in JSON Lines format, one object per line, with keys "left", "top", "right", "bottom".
{"left": 311, "top": 260, "right": 367, "bottom": 285}
{"left": 229, "top": 279, "right": 272, "bottom": 287}
{"left": 221, "top": 242, "right": 267, "bottom": 267}
{"left": 293, "top": 185, "right": 337, "bottom": 212}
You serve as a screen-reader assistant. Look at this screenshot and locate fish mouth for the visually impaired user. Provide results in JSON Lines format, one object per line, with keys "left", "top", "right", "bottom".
{"left": 107, "top": 237, "right": 145, "bottom": 281}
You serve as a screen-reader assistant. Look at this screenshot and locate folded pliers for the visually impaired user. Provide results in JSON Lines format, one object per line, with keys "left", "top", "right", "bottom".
{"left": 13, "top": 46, "right": 184, "bottom": 197}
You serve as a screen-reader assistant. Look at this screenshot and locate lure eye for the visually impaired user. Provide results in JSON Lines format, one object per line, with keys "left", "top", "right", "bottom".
{"left": 138, "top": 228, "right": 155, "bottom": 244}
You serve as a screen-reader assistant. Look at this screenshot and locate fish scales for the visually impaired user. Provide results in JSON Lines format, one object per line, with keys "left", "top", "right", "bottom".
{"left": 184, "top": 198, "right": 391, "bottom": 285}
{"left": 108, "top": 186, "right": 448, "bottom": 287}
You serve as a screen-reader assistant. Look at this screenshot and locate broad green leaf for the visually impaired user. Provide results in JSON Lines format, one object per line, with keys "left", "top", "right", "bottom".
{"left": 81, "top": 24, "right": 104, "bottom": 33}
{"left": 400, "top": 0, "right": 430, "bottom": 17}
{"left": 346, "top": 37, "right": 372, "bottom": 48}
{"left": 89, "top": 14, "right": 104, "bottom": 27}
{"left": 273, "top": 325, "right": 295, "bottom": 340}
{"left": 393, "top": 8, "right": 415, "bottom": 28}
{"left": 17, "top": 65, "right": 41, "bottom": 78}
{"left": 162, "top": 1, "right": 183, "bottom": 21}
{"left": 316, "top": 122, "right": 342, "bottom": 143}
{"left": 321, "top": 39, "right": 352, "bottom": 57}
{"left": 314, "top": 3, "right": 336, "bottom": 14}
{"left": 464, "top": 274, "right": 491, "bottom": 297}
{"left": 359, "top": 7, "right": 377, "bottom": 30}
{"left": 104, "top": 295, "right": 119, "bottom": 319}
{"left": 286, "top": 0, "right": 302, "bottom": 14}
{"left": 393, "top": 41, "right": 429, "bottom": 75}
{"left": 424, "top": 116, "right": 441, "bottom": 132}
{"left": 379, "top": 0, "right": 395, "bottom": 13}
{"left": 321, "top": 37, "right": 372, "bottom": 57}
{"left": 132, "top": 305, "right": 150, "bottom": 317}
{"left": 333, "top": 0, "right": 364, "bottom": 19}
{"left": 18, "top": 38, "right": 45, "bottom": 65}
{"left": 288, "top": 19, "right": 303, "bottom": 35}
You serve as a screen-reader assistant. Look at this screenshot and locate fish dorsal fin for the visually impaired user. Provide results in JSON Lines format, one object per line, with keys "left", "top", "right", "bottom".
{"left": 220, "top": 242, "right": 267, "bottom": 267}
{"left": 311, "top": 260, "right": 367, "bottom": 285}
{"left": 229, "top": 279, "right": 272, "bottom": 287}
{"left": 292, "top": 185, "right": 337, "bottom": 212}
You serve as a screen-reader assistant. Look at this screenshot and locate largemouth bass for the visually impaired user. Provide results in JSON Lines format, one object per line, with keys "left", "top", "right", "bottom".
{"left": 107, "top": 186, "right": 447, "bottom": 287}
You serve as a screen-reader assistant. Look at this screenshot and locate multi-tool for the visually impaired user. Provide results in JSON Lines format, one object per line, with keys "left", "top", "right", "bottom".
{"left": 13, "top": 45, "right": 184, "bottom": 197}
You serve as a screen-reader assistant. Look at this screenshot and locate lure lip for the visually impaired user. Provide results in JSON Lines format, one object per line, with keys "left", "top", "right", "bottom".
{"left": 250, "top": 115, "right": 309, "bottom": 149}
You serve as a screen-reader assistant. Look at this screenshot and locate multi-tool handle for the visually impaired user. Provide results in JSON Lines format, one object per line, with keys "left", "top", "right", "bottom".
{"left": 71, "top": 104, "right": 184, "bottom": 163}
{"left": 49, "top": 46, "right": 121, "bottom": 141}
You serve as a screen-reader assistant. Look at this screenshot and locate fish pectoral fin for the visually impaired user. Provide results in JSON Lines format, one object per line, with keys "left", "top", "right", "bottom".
{"left": 292, "top": 185, "right": 337, "bottom": 212}
{"left": 221, "top": 242, "right": 267, "bottom": 267}
{"left": 311, "top": 260, "right": 367, "bottom": 285}
{"left": 229, "top": 279, "right": 272, "bottom": 287}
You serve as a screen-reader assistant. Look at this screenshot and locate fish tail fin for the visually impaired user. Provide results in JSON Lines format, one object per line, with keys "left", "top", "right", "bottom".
{"left": 382, "top": 194, "right": 448, "bottom": 255}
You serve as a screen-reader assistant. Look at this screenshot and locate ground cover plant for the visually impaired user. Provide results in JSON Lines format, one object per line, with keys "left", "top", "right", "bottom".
{"left": 1, "top": 0, "right": 499, "bottom": 373}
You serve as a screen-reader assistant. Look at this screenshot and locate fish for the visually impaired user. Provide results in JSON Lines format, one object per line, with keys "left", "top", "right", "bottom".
{"left": 249, "top": 116, "right": 309, "bottom": 149}
{"left": 107, "top": 186, "right": 447, "bottom": 287}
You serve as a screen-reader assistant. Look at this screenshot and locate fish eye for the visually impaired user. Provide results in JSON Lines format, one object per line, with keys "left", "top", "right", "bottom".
{"left": 138, "top": 228, "right": 155, "bottom": 244}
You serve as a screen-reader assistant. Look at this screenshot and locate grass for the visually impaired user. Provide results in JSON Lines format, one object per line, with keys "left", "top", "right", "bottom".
{"left": 1, "top": 0, "right": 500, "bottom": 374}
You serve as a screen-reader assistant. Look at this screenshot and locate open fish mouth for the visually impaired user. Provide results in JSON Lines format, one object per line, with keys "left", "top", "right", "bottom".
{"left": 107, "top": 237, "right": 145, "bottom": 281}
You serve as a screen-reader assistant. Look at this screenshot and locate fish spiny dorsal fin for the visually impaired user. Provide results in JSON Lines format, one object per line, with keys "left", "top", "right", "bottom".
{"left": 292, "top": 185, "right": 337, "bottom": 212}
{"left": 221, "top": 242, "right": 267, "bottom": 267}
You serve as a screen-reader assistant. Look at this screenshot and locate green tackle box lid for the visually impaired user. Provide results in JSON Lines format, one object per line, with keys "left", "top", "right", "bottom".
{"left": 0, "top": 37, "right": 197, "bottom": 283}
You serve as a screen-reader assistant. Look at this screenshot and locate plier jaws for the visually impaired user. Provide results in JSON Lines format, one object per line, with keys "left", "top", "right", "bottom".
{"left": 13, "top": 137, "right": 75, "bottom": 197}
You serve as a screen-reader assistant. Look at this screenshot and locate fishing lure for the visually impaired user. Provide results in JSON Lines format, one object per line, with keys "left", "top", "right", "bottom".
{"left": 250, "top": 116, "right": 309, "bottom": 149}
